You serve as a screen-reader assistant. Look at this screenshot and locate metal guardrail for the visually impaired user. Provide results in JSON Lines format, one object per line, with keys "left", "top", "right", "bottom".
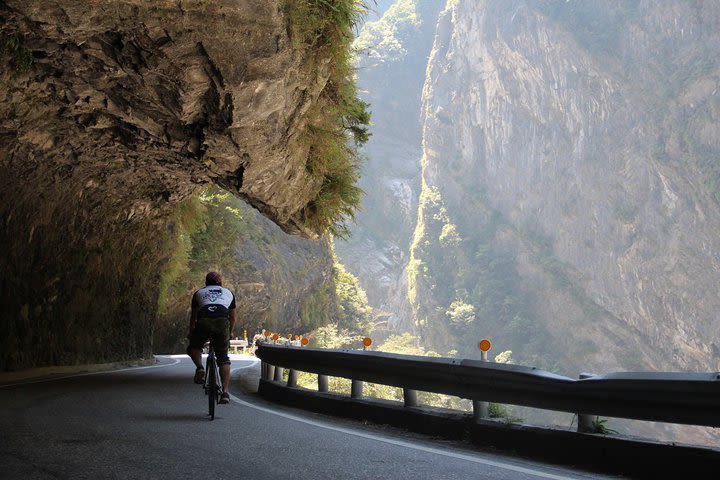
{"left": 255, "top": 343, "right": 720, "bottom": 428}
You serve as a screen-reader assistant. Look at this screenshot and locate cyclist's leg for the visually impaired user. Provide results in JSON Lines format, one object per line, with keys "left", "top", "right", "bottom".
{"left": 220, "top": 363, "right": 230, "bottom": 393}
{"left": 209, "top": 318, "right": 231, "bottom": 394}
{"left": 187, "top": 345, "right": 203, "bottom": 369}
{"left": 188, "top": 320, "right": 210, "bottom": 381}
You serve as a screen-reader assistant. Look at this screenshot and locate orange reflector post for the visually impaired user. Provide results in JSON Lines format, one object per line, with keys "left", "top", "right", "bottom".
{"left": 301, "top": 338, "right": 309, "bottom": 346}
{"left": 362, "top": 337, "right": 372, "bottom": 348}
{"left": 478, "top": 339, "right": 492, "bottom": 352}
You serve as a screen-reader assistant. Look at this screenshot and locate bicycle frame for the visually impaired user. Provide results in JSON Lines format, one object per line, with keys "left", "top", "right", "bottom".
{"left": 204, "top": 345, "right": 223, "bottom": 420}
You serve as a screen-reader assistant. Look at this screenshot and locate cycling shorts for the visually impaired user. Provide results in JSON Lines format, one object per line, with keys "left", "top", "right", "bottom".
{"left": 188, "top": 316, "right": 231, "bottom": 365}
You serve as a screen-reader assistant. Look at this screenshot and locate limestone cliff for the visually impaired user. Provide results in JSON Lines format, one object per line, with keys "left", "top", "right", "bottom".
{"left": 335, "top": 0, "right": 443, "bottom": 331}
{"left": 407, "top": 0, "right": 720, "bottom": 443}
{"left": 336, "top": 0, "right": 720, "bottom": 443}
{"left": 0, "top": 0, "right": 359, "bottom": 369}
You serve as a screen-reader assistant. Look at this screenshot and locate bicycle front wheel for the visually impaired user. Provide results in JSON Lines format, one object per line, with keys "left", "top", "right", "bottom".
{"left": 207, "top": 355, "right": 217, "bottom": 420}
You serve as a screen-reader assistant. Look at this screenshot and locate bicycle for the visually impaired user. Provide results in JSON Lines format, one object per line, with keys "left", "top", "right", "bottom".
{"left": 203, "top": 343, "right": 223, "bottom": 420}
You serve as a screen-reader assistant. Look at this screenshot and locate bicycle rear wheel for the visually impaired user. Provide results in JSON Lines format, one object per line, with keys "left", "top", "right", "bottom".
{"left": 206, "top": 354, "right": 217, "bottom": 420}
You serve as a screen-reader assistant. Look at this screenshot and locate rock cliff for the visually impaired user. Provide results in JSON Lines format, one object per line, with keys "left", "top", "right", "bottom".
{"left": 412, "top": 0, "right": 720, "bottom": 374}
{"left": 346, "top": 0, "right": 720, "bottom": 372}
{"left": 338, "top": 0, "right": 720, "bottom": 444}
{"left": 335, "top": 0, "right": 444, "bottom": 330}
{"left": 0, "top": 0, "right": 355, "bottom": 369}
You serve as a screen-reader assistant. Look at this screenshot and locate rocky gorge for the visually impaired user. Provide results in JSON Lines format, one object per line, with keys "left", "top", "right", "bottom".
{"left": 337, "top": 0, "right": 720, "bottom": 444}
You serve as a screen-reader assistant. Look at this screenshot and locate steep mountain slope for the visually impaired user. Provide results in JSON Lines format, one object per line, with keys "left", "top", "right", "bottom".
{"left": 411, "top": 0, "right": 720, "bottom": 375}
{"left": 335, "top": 0, "right": 444, "bottom": 331}
{"left": 340, "top": 0, "right": 720, "bottom": 444}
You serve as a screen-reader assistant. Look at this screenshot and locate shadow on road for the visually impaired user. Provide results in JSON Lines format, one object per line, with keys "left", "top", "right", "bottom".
{"left": 139, "top": 413, "right": 216, "bottom": 422}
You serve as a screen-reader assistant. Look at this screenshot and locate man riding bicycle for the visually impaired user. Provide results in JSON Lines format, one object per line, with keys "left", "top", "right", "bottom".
{"left": 186, "top": 271, "right": 236, "bottom": 404}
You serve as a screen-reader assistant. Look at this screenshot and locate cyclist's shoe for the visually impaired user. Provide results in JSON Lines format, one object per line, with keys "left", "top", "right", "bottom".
{"left": 219, "top": 392, "right": 230, "bottom": 404}
{"left": 193, "top": 368, "right": 205, "bottom": 384}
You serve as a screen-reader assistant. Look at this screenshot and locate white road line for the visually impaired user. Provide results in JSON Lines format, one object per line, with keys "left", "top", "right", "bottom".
{"left": 0, "top": 358, "right": 181, "bottom": 389}
{"left": 229, "top": 368, "right": 582, "bottom": 480}
{"left": 230, "top": 358, "right": 260, "bottom": 369}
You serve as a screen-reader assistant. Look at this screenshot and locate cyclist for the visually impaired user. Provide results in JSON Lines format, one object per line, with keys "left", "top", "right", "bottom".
{"left": 186, "top": 271, "right": 236, "bottom": 404}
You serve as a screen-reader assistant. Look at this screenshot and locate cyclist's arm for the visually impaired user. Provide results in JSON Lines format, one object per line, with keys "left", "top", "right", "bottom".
{"left": 228, "top": 308, "right": 236, "bottom": 338}
{"left": 187, "top": 307, "right": 198, "bottom": 339}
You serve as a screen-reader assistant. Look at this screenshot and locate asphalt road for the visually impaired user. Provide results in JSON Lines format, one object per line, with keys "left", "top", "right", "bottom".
{"left": 0, "top": 356, "right": 621, "bottom": 480}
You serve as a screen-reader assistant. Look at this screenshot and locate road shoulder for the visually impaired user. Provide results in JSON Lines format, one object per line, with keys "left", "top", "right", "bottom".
{"left": 0, "top": 357, "right": 159, "bottom": 384}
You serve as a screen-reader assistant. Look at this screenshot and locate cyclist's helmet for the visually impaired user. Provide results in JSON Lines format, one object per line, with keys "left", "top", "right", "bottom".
{"left": 205, "top": 271, "right": 222, "bottom": 286}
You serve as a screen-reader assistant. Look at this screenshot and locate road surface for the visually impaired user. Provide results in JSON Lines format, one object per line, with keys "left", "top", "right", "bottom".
{"left": 0, "top": 355, "right": 621, "bottom": 479}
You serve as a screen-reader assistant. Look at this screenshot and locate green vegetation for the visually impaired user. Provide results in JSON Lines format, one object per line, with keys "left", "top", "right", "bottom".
{"left": 354, "top": 0, "right": 422, "bottom": 60}
{"left": 407, "top": 182, "right": 557, "bottom": 368}
{"left": 379, "top": 332, "right": 440, "bottom": 357}
{"left": 445, "top": 299, "right": 475, "bottom": 331}
{"left": 333, "top": 261, "right": 373, "bottom": 333}
{"left": 1, "top": 32, "right": 33, "bottom": 73}
{"left": 590, "top": 416, "right": 618, "bottom": 435}
{"left": 299, "top": 283, "right": 333, "bottom": 331}
{"left": 407, "top": 182, "right": 445, "bottom": 306}
{"left": 285, "top": 0, "right": 371, "bottom": 237}
{"left": 494, "top": 350, "right": 514, "bottom": 364}
{"left": 439, "top": 223, "right": 461, "bottom": 247}
{"left": 488, "top": 403, "right": 523, "bottom": 424}
{"left": 303, "top": 256, "right": 374, "bottom": 346}
{"left": 311, "top": 323, "right": 362, "bottom": 349}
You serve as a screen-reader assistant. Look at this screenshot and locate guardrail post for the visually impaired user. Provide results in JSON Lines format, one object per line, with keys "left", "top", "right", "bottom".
{"left": 473, "top": 349, "right": 490, "bottom": 422}
{"left": 287, "top": 369, "right": 298, "bottom": 388}
{"left": 351, "top": 379, "right": 363, "bottom": 398}
{"left": 578, "top": 372, "right": 595, "bottom": 433}
{"left": 403, "top": 388, "right": 418, "bottom": 407}
{"left": 263, "top": 363, "right": 275, "bottom": 381}
{"left": 473, "top": 400, "right": 489, "bottom": 422}
{"left": 274, "top": 366, "right": 284, "bottom": 382}
{"left": 318, "top": 374, "right": 329, "bottom": 393}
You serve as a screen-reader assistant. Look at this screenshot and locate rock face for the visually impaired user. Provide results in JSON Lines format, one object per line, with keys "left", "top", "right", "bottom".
{"left": 0, "top": 0, "right": 336, "bottom": 370}
{"left": 411, "top": 0, "right": 720, "bottom": 374}
{"left": 335, "top": 0, "right": 444, "bottom": 331}
{"left": 346, "top": 0, "right": 720, "bottom": 373}
{"left": 153, "top": 193, "right": 334, "bottom": 355}
{"left": 341, "top": 0, "right": 720, "bottom": 444}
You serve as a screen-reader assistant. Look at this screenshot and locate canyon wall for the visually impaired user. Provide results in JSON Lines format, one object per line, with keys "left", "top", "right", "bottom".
{"left": 335, "top": 0, "right": 444, "bottom": 332}
{"left": 411, "top": 0, "right": 720, "bottom": 374}
{"left": 339, "top": 1, "right": 720, "bottom": 443}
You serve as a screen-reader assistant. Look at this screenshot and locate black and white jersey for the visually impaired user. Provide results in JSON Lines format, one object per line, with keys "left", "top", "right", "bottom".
{"left": 191, "top": 285, "right": 236, "bottom": 318}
